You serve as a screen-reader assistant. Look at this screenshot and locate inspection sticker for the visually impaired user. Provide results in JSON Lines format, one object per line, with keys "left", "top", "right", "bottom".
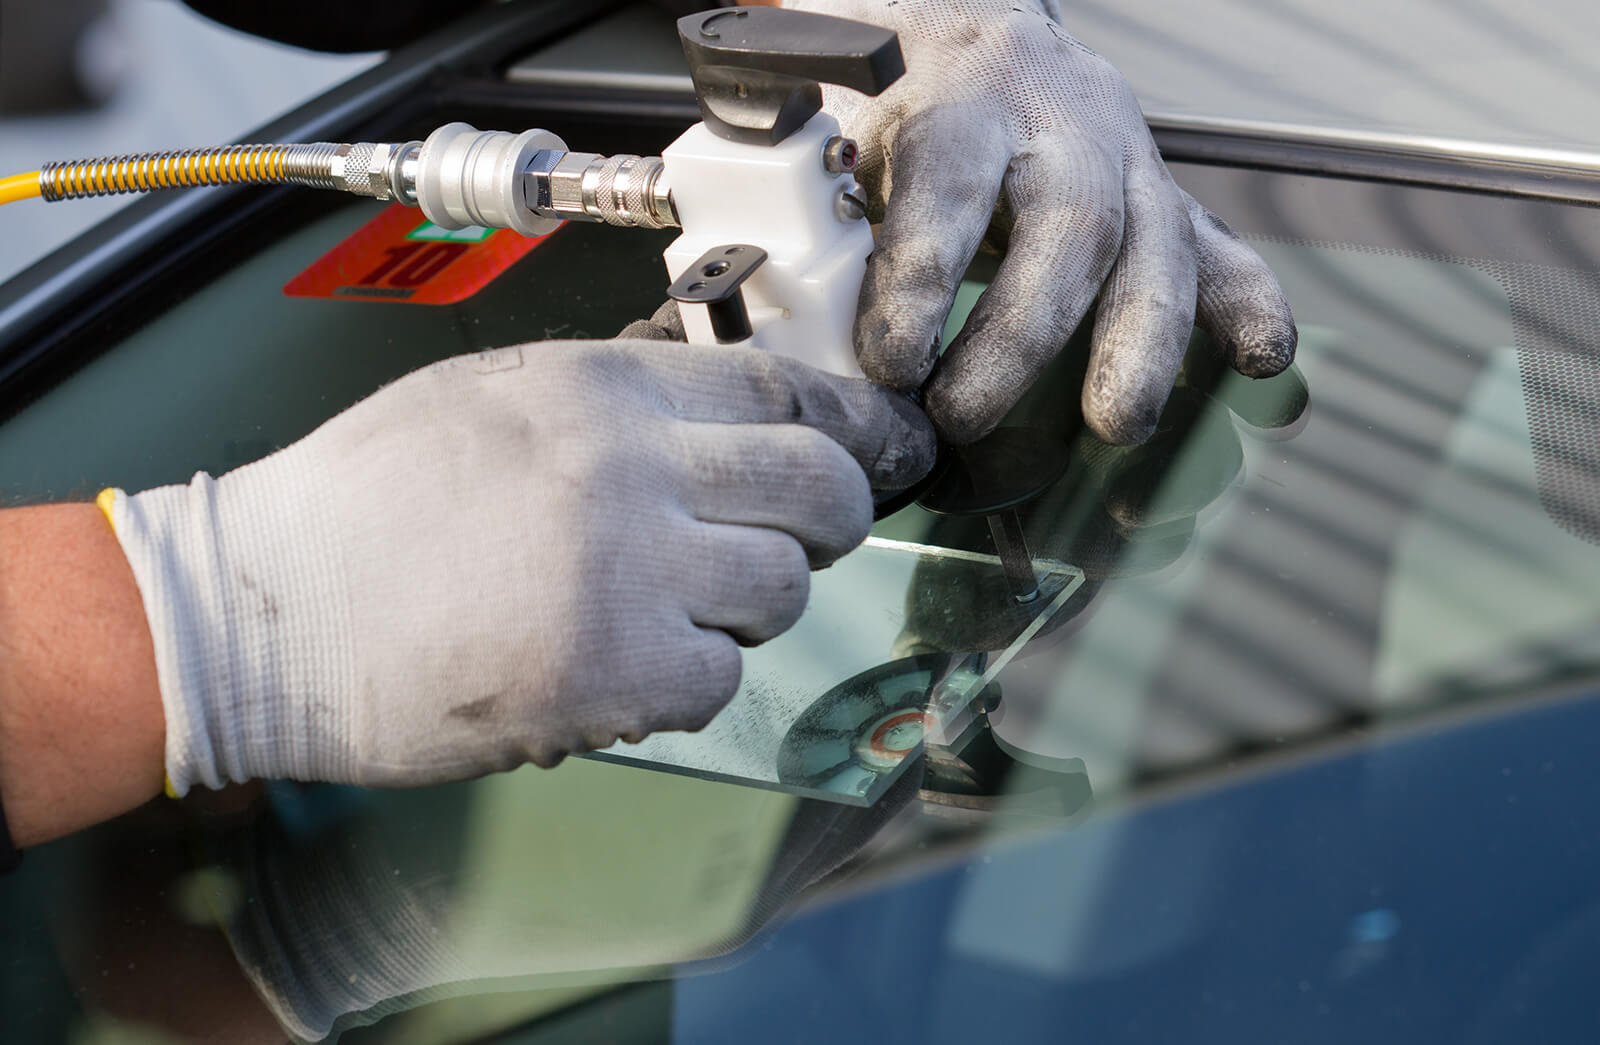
{"left": 284, "top": 202, "right": 555, "bottom": 305}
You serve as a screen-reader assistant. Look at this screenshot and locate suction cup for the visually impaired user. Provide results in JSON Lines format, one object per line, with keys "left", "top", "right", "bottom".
{"left": 917, "top": 426, "right": 1071, "bottom": 516}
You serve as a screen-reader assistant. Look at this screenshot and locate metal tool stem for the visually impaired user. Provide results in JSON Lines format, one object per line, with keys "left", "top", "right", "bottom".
{"left": 987, "top": 510, "right": 1040, "bottom": 605}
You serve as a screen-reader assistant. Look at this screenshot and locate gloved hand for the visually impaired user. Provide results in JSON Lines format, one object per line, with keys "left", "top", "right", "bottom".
{"left": 897, "top": 334, "right": 1309, "bottom": 654}
{"left": 783, "top": 0, "right": 1297, "bottom": 446}
{"left": 104, "top": 339, "right": 936, "bottom": 795}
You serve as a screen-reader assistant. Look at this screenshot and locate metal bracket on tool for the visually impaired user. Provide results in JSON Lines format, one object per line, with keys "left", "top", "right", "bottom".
{"left": 667, "top": 243, "right": 768, "bottom": 343}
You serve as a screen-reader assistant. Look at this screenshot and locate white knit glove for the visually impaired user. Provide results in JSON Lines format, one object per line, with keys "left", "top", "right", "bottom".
{"left": 786, "top": 0, "right": 1297, "bottom": 445}
{"left": 105, "top": 339, "right": 935, "bottom": 794}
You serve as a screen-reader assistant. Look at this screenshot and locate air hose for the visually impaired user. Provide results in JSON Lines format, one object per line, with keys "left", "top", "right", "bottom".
{"left": 0, "top": 172, "right": 40, "bottom": 206}
{"left": 4, "top": 142, "right": 416, "bottom": 205}
{"left": 34, "top": 144, "right": 374, "bottom": 199}
{"left": 0, "top": 125, "right": 679, "bottom": 234}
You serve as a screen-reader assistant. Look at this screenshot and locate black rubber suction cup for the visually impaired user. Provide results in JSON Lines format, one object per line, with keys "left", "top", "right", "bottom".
{"left": 914, "top": 426, "right": 1072, "bottom": 603}
{"left": 917, "top": 426, "right": 1071, "bottom": 517}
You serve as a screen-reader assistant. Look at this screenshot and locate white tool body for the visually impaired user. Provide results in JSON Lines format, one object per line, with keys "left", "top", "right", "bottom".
{"left": 661, "top": 114, "right": 870, "bottom": 379}
{"left": 401, "top": 9, "right": 902, "bottom": 376}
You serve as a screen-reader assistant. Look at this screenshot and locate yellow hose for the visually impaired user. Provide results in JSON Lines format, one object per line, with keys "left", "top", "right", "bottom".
{"left": 0, "top": 172, "right": 42, "bottom": 207}
{"left": 1, "top": 142, "right": 349, "bottom": 208}
{"left": 34, "top": 145, "right": 309, "bottom": 200}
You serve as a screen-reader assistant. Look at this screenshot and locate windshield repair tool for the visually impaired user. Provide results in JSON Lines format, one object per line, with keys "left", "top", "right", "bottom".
{"left": 0, "top": 8, "right": 902, "bottom": 380}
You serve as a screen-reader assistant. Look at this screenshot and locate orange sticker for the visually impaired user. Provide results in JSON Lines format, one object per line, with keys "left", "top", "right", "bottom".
{"left": 284, "top": 203, "right": 555, "bottom": 305}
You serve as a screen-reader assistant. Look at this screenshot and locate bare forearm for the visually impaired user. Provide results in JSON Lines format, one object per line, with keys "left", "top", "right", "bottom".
{"left": 0, "top": 503, "right": 163, "bottom": 847}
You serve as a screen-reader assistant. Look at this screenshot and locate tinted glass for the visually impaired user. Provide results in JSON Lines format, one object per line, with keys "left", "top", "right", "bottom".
{"left": 1074, "top": 0, "right": 1600, "bottom": 151}
{"left": 6, "top": 139, "right": 1600, "bottom": 1045}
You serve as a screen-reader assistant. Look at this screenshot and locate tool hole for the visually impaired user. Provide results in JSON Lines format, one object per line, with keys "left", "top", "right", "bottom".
{"left": 724, "top": 246, "right": 744, "bottom": 255}
{"left": 702, "top": 261, "right": 731, "bottom": 277}
{"left": 687, "top": 280, "right": 707, "bottom": 292}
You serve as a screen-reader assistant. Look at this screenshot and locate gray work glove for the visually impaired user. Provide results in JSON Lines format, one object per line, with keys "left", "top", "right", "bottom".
{"left": 103, "top": 339, "right": 936, "bottom": 794}
{"left": 900, "top": 333, "right": 1309, "bottom": 653}
{"left": 785, "top": 0, "right": 1298, "bottom": 446}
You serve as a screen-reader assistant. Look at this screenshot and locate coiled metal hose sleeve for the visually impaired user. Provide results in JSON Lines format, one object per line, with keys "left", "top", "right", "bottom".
{"left": 34, "top": 143, "right": 348, "bottom": 201}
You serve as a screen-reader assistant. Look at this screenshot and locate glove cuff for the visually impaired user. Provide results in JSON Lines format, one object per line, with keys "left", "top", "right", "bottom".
{"left": 109, "top": 448, "right": 359, "bottom": 793}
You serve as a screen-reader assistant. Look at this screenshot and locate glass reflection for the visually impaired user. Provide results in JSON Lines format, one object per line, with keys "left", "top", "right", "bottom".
{"left": 192, "top": 761, "right": 919, "bottom": 1041}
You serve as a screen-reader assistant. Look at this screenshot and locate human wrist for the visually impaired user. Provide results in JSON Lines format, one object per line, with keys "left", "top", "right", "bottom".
{"left": 0, "top": 503, "right": 164, "bottom": 847}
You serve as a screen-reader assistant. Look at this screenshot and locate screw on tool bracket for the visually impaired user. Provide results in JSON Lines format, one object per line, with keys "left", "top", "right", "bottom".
{"left": 667, "top": 244, "right": 769, "bottom": 343}
{"left": 822, "top": 135, "right": 859, "bottom": 174}
{"left": 835, "top": 187, "right": 868, "bottom": 223}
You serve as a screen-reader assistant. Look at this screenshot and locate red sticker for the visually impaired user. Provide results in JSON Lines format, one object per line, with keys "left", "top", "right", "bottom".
{"left": 284, "top": 203, "right": 554, "bottom": 305}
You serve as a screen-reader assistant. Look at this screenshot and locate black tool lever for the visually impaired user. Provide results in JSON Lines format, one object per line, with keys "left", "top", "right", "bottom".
{"left": 678, "top": 8, "right": 904, "bottom": 146}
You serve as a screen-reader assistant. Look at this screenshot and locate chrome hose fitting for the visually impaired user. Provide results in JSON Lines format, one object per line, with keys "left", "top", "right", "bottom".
{"left": 329, "top": 141, "right": 421, "bottom": 203}
{"left": 338, "top": 128, "right": 683, "bottom": 230}
{"left": 524, "top": 152, "right": 678, "bottom": 230}
{"left": 411, "top": 123, "right": 568, "bottom": 237}
{"left": 409, "top": 123, "right": 678, "bottom": 235}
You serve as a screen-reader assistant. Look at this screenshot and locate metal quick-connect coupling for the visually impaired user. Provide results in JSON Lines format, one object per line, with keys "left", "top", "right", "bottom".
{"left": 406, "top": 123, "right": 678, "bottom": 236}
{"left": 411, "top": 123, "right": 568, "bottom": 237}
{"left": 525, "top": 152, "right": 677, "bottom": 230}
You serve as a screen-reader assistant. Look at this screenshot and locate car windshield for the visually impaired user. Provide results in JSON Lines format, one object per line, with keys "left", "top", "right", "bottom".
{"left": 1077, "top": 0, "right": 1600, "bottom": 153}
{"left": 6, "top": 4, "right": 1600, "bottom": 1043}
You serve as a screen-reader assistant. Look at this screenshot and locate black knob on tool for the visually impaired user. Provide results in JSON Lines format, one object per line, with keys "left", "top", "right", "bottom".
{"left": 678, "top": 8, "right": 905, "bottom": 146}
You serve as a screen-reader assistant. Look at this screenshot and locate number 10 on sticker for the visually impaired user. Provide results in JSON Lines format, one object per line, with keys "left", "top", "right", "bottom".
{"left": 359, "top": 243, "right": 470, "bottom": 288}
{"left": 284, "top": 202, "right": 555, "bottom": 305}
